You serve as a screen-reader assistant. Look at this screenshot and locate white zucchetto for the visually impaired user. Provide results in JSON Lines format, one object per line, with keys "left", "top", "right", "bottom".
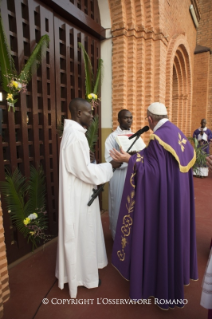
{"left": 148, "top": 102, "right": 167, "bottom": 115}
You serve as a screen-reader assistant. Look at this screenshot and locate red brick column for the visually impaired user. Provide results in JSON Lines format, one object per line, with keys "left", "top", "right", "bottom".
{"left": 192, "top": 52, "right": 210, "bottom": 134}
{"left": 0, "top": 199, "right": 10, "bottom": 318}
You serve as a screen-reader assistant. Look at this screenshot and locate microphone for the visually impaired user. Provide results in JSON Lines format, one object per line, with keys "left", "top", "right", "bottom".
{"left": 128, "top": 126, "right": 149, "bottom": 140}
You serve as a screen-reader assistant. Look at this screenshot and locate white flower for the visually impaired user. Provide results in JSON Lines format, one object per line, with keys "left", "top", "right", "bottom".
{"left": 28, "top": 213, "right": 38, "bottom": 220}
{"left": 87, "top": 93, "right": 97, "bottom": 100}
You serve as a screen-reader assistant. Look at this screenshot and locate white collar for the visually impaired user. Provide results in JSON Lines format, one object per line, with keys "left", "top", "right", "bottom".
{"left": 117, "top": 126, "right": 132, "bottom": 134}
{"left": 198, "top": 127, "right": 207, "bottom": 131}
{"left": 64, "top": 119, "right": 87, "bottom": 134}
{"left": 153, "top": 118, "right": 169, "bottom": 132}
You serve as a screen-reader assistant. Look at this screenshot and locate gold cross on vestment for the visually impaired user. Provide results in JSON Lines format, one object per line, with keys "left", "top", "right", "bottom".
{"left": 178, "top": 133, "right": 187, "bottom": 152}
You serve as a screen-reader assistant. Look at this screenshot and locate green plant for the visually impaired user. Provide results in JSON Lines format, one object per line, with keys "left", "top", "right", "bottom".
{"left": 78, "top": 42, "right": 103, "bottom": 108}
{"left": 188, "top": 137, "right": 208, "bottom": 174}
{"left": 57, "top": 120, "right": 64, "bottom": 138}
{"left": 0, "top": 166, "right": 50, "bottom": 250}
{"left": 0, "top": 6, "right": 49, "bottom": 111}
{"left": 86, "top": 115, "right": 99, "bottom": 152}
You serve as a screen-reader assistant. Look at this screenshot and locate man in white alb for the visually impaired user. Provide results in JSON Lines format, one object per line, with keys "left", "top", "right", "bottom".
{"left": 105, "top": 109, "right": 145, "bottom": 240}
{"left": 55, "top": 98, "right": 113, "bottom": 298}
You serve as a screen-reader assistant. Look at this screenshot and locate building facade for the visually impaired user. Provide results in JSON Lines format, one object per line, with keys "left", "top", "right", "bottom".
{"left": 0, "top": 0, "right": 212, "bottom": 315}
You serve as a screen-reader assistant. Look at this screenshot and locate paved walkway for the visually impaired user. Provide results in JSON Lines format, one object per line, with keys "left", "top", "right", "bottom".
{"left": 3, "top": 174, "right": 212, "bottom": 319}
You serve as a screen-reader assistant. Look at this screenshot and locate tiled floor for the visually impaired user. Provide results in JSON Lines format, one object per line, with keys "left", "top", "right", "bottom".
{"left": 3, "top": 174, "right": 212, "bottom": 319}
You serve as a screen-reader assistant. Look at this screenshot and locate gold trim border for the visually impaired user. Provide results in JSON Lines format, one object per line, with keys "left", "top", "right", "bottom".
{"left": 148, "top": 134, "right": 196, "bottom": 173}
{"left": 112, "top": 263, "right": 199, "bottom": 310}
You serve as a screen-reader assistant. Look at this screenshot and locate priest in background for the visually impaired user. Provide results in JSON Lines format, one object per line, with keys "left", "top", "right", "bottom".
{"left": 105, "top": 110, "right": 133, "bottom": 240}
{"left": 193, "top": 119, "right": 212, "bottom": 177}
{"left": 56, "top": 98, "right": 113, "bottom": 298}
{"left": 110, "top": 102, "right": 198, "bottom": 310}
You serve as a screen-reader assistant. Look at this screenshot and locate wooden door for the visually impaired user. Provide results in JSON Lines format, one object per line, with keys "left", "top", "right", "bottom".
{"left": 0, "top": 0, "right": 102, "bottom": 263}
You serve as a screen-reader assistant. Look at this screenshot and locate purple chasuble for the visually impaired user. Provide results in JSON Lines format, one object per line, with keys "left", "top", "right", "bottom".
{"left": 112, "top": 121, "right": 198, "bottom": 310}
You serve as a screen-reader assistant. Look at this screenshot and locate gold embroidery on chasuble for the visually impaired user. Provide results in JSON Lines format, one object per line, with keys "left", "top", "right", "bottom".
{"left": 178, "top": 133, "right": 187, "bottom": 152}
{"left": 117, "top": 153, "right": 142, "bottom": 261}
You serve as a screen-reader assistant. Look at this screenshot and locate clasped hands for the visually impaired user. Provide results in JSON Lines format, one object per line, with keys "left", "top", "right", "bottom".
{"left": 109, "top": 147, "right": 132, "bottom": 168}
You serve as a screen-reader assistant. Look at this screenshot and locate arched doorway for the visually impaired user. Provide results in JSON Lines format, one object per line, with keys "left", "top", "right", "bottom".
{"left": 166, "top": 36, "right": 192, "bottom": 136}
{"left": 172, "top": 64, "right": 179, "bottom": 126}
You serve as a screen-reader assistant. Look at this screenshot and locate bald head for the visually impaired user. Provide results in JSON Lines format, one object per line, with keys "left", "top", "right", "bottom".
{"left": 69, "top": 98, "right": 93, "bottom": 128}
{"left": 69, "top": 98, "right": 88, "bottom": 117}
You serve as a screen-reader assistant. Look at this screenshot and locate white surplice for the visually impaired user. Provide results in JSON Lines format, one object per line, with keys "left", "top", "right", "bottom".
{"left": 105, "top": 126, "right": 146, "bottom": 240}
{"left": 55, "top": 119, "right": 113, "bottom": 298}
{"left": 201, "top": 248, "right": 212, "bottom": 309}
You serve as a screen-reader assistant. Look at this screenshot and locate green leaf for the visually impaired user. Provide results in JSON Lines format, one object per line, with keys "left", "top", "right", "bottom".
{"left": 0, "top": 11, "right": 16, "bottom": 92}
{"left": 20, "top": 34, "right": 50, "bottom": 83}
{"left": 188, "top": 137, "right": 208, "bottom": 173}
{"left": 0, "top": 166, "right": 48, "bottom": 248}
{"left": 78, "top": 42, "right": 93, "bottom": 96}
{"left": 93, "top": 59, "right": 103, "bottom": 95}
{"left": 86, "top": 115, "right": 99, "bottom": 152}
{"left": 57, "top": 120, "right": 64, "bottom": 138}
{"left": 25, "top": 166, "right": 46, "bottom": 216}
{"left": 0, "top": 168, "right": 29, "bottom": 236}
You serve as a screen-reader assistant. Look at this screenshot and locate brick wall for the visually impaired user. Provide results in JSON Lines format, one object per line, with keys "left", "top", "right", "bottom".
{"left": 196, "top": 0, "right": 212, "bottom": 131}
{"left": 0, "top": 200, "right": 10, "bottom": 317}
{"left": 192, "top": 52, "right": 210, "bottom": 133}
{"left": 108, "top": 0, "right": 197, "bottom": 141}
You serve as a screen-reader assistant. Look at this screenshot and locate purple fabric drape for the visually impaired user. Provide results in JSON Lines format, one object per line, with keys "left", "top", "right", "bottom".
{"left": 112, "top": 121, "right": 198, "bottom": 310}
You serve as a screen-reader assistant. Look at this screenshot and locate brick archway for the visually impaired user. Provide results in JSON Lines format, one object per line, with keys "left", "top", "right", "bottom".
{"left": 172, "top": 64, "right": 179, "bottom": 126}
{"left": 166, "top": 35, "right": 192, "bottom": 136}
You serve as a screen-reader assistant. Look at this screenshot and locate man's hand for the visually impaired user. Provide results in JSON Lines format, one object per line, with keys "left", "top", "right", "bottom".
{"left": 206, "top": 155, "right": 212, "bottom": 172}
{"left": 109, "top": 147, "right": 131, "bottom": 163}
{"left": 90, "top": 151, "right": 95, "bottom": 163}
{"left": 110, "top": 160, "right": 123, "bottom": 169}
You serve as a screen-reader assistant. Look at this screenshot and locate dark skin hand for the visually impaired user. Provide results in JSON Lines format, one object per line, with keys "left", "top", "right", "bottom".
{"left": 128, "top": 151, "right": 137, "bottom": 155}
{"left": 110, "top": 160, "right": 123, "bottom": 169}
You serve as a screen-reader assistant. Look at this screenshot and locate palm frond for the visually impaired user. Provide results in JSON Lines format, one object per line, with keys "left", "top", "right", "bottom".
{"left": 86, "top": 115, "right": 99, "bottom": 152}
{"left": 93, "top": 59, "right": 103, "bottom": 95}
{"left": 0, "top": 166, "right": 49, "bottom": 246}
{"left": 0, "top": 11, "right": 16, "bottom": 91}
{"left": 188, "top": 137, "right": 208, "bottom": 173}
{"left": 78, "top": 42, "right": 93, "bottom": 96}
{"left": 0, "top": 169, "right": 29, "bottom": 236}
{"left": 57, "top": 120, "right": 64, "bottom": 138}
{"left": 25, "top": 166, "right": 46, "bottom": 216}
{"left": 20, "top": 34, "right": 50, "bottom": 83}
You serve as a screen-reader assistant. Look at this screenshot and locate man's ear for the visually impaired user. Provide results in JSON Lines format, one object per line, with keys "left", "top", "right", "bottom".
{"left": 76, "top": 110, "right": 81, "bottom": 118}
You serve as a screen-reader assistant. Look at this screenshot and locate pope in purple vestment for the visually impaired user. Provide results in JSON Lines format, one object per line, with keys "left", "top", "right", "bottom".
{"left": 110, "top": 102, "right": 198, "bottom": 310}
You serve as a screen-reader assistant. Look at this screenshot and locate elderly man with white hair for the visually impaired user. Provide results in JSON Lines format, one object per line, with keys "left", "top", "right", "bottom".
{"left": 110, "top": 102, "right": 198, "bottom": 310}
